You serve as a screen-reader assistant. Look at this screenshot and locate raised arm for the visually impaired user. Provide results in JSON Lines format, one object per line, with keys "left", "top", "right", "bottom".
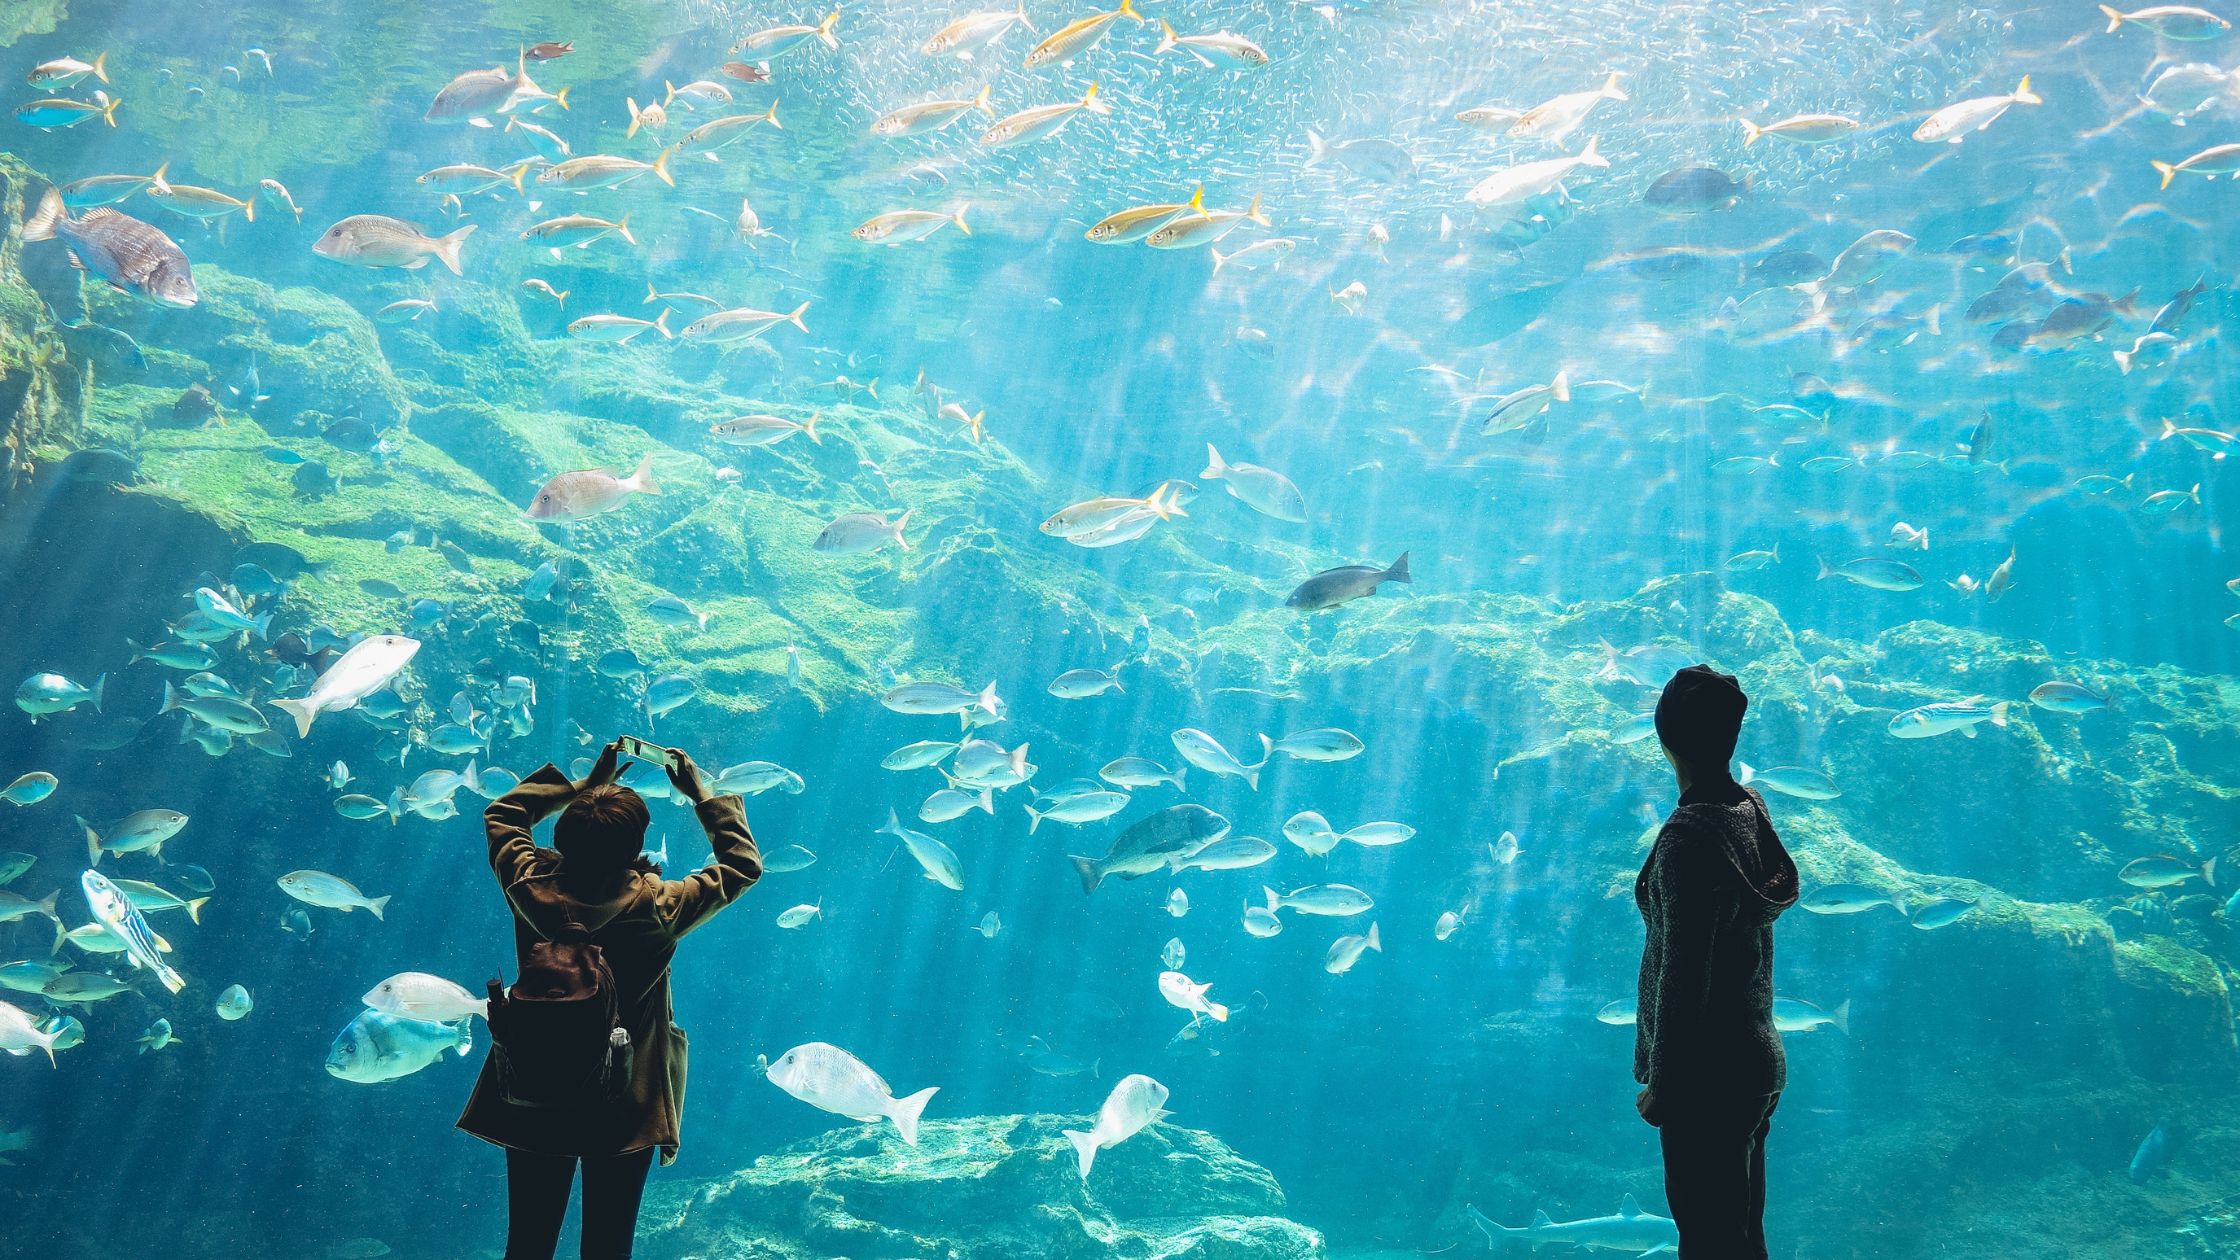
{"left": 485, "top": 742, "right": 624, "bottom": 886}
{"left": 653, "top": 750, "right": 762, "bottom": 937}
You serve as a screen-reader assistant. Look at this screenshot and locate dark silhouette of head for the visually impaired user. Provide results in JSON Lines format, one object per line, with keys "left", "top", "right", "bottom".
{"left": 1655, "top": 664, "right": 1746, "bottom": 776}
{"left": 554, "top": 784, "right": 650, "bottom": 875}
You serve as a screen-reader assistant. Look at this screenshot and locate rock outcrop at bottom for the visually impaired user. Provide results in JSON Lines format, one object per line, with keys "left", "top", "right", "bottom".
{"left": 637, "top": 1115, "right": 1325, "bottom": 1260}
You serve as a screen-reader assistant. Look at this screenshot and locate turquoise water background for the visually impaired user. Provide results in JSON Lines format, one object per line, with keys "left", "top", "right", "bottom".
{"left": 0, "top": 0, "right": 2236, "bottom": 1256}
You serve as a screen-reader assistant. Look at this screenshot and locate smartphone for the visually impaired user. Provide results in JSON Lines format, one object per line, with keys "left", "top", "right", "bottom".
{"left": 615, "top": 736, "right": 678, "bottom": 772}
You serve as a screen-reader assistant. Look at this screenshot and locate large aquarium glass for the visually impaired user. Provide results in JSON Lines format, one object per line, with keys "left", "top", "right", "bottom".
{"left": 1, "top": 0, "right": 2235, "bottom": 1256}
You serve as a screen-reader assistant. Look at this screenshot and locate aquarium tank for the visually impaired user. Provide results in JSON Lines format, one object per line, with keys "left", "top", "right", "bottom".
{"left": 0, "top": 0, "right": 2234, "bottom": 1256}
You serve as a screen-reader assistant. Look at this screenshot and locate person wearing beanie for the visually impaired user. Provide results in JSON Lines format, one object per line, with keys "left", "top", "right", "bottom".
{"left": 460, "top": 740, "right": 762, "bottom": 1260}
{"left": 1634, "top": 665, "right": 1799, "bottom": 1259}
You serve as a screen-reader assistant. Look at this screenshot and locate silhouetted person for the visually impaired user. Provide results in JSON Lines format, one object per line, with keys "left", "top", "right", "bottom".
{"left": 460, "top": 741, "right": 761, "bottom": 1260}
{"left": 1634, "top": 666, "right": 1798, "bottom": 1259}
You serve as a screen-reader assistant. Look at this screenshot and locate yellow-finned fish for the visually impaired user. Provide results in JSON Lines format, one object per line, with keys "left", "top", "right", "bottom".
{"left": 1025, "top": 0, "right": 1144, "bottom": 69}
{"left": 1086, "top": 188, "right": 1199, "bottom": 243}
{"left": 980, "top": 83, "right": 1112, "bottom": 148}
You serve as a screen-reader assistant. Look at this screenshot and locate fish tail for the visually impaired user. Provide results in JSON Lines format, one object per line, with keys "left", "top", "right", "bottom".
{"left": 803, "top": 410, "right": 821, "bottom": 444}
{"left": 1384, "top": 551, "right": 1412, "bottom": 584}
{"left": 553, "top": 85, "right": 572, "bottom": 112}
{"left": 21, "top": 187, "right": 65, "bottom": 243}
{"left": 270, "top": 697, "right": 318, "bottom": 739}
{"left": 92, "top": 51, "right": 108, "bottom": 84}
{"left": 434, "top": 223, "right": 476, "bottom": 276}
{"left": 2011, "top": 76, "right": 2040, "bottom": 106}
{"left": 1201, "top": 442, "right": 1227, "bottom": 480}
{"left": 1247, "top": 193, "right": 1268, "bottom": 225}
{"left": 1118, "top": 0, "right": 1142, "bottom": 19}
{"left": 1065, "top": 1127, "right": 1100, "bottom": 1178}
{"left": 788, "top": 301, "right": 810, "bottom": 332}
{"left": 510, "top": 162, "right": 528, "bottom": 194}
{"left": 1082, "top": 81, "right": 1110, "bottom": 114}
{"left": 645, "top": 280, "right": 661, "bottom": 305}
{"left": 818, "top": 9, "right": 842, "bottom": 47}
{"left": 90, "top": 672, "right": 106, "bottom": 714}
{"left": 889, "top": 1085, "right": 936, "bottom": 1146}
{"left": 2116, "top": 347, "right": 2134, "bottom": 375}
{"left": 615, "top": 213, "right": 636, "bottom": 246}
{"left": 1210, "top": 245, "right": 1227, "bottom": 274}
{"left": 2100, "top": 5, "right": 2124, "bottom": 32}
{"left": 975, "top": 84, "right": 994, "bottom": 115}
{"left": 1304, "top": 129, "right": 1327, "bottom": 168}
{"left": 1366, "top": 922, "right": 1382, "bottom": 953}
{"left": 1070, "top": 856, "right": 1104, "bottom": 894}
{"left": 764, "top": 100, "right": 783, "bottom": 129}
{"left": 653, "top": 145, "right": 676, "bottom": 187}
{"left": 1578, "top": 135, "right": 1607, "bottom": 167}
{"left": 1739, "top": 118, "right": 1761, "bottom": 146}
{"left": 892, "top": 507, "right": 913, "bottom": 549}
{"left": 366, "top": 895, "right": 390, "bottom": 921}
{"left": 101, "top": 97, "right": 119, "bottom": 127}
{"left": 1206, "top": 1000, "right": 1229, "bottom": 1023}
{"left": 79, "top": 816, "right": 101, "bottom": 866}
{"left": 1156, "top": 19, "right": 1179, "bottom": 54}
{"left": 953, "top": 203, "right": 971, "bottom": 235}
{"left": 1025, "top": 805, "right": 1042, "bottom": 834}
{"left": 653, "top": 308, "right": 672, "bottom": 339}
{"left": 2151, "top": 160, "right": 2176, "bottom": 190}
{"left": 1989, "top": 701, "right": 2010, "bottom": 728}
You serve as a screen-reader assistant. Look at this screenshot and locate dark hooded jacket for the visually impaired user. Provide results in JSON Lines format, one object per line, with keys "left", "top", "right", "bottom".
{"left": 1634, "top": 782, "right": 1798, "bottom": 1104}
{"left": 458, "top": 764, "right": 761, "bottom": 1165}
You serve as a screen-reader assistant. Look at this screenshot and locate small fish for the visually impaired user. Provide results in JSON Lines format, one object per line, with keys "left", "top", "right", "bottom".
{"left": 20, "top": 192, "right": 197, "bottom": 307}
{"left": 980, "top": 83, "right": 1111, "bottom": 147}
{"left": 1287, "top": 553, "right": 1410, "bottom": 612}
{"left": 1888, "top": 699, "right": 2010, "bottom": 740}
{"left": 854, "top": 206, "right": 971, "bottom": 244}
{"left": 1024, "top": 1, "right": 1143, "bottom": 67}
{"left": 277, "top": 870, "right": 390, "bottom": 918}
{"left": 1816, "top": 556, "right": 1922, "bottom": 592}
{"left": 524, "top": 455, "right": 662, "bottom": 521}
{"left": 814, "top": 510, "right": 912, "bottom": 556}
{"left": 1913, "top": 77, "right": 2040, "bottom": 144}
{"left": 28, "top": 52, "right": 108, "bottom": 87}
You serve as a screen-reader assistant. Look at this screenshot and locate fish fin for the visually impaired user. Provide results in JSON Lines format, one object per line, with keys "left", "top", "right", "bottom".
{"left": 1247, "top": 193, "right": 1268, "bottom": 225}
{"left": 1155, "top": 19, "right": 1179, "bottom": 54}
{"left": 1830, "top": 999, "right": 1852, "bottom": 1036}
{"left": 892, "top": 507, "right": 913, "bottom": 550}
{"left": 185, "top": 898, "right": 208, "bottom": 925}
{"left": 803, "top": 411, "right": 821, "bottom": 444}
{"left": 653, "top": 145, "right": 676, "bottom": 187}
{"left": 788, "top": 301, "right": 810, "bottom": 332}
{"left": 365, "top": 895, "right": 389, "bottom": 921}
{"left": 817, "top": 10, "right": 842, "bottom": 47}
{"left": 271, "top": 697, "right": 318, "bottom": 739}
{"left": 1578, "top": 136, "right": 1607, "bottom": 167}
{"left": 1064, "top": 1127, "right": 1100, "bottom": 1178}
{"left": 1206, "top": 1000, "right": 1229, "bottom": 1022}
{"left": 764, "top": 100, "right": 783, "bottom": 130}
{"left": 2012, "top": 76, "right": 2040, "bottom": 106}
{"left": 625, "top": 452, "right": 662, "bottom": 496}
{"left": 1601, "top": 72, "right": 1628, "bottom": 102}
{"left": 1739, "top": 118, "right": 1761, "bottom": 146}
{"left": 654, "top": 308, "right": 672, "bottom": 339}
{"left": 1070, "top": 856, "right": 1104, "bottom": 895}
{"left": 953, "top": 204, "right": 970, "bottom": 235}
{"left": 1201, "top": 442, "right": 1227, "bottom": 480}
{"left": 1366, "top": 922, "right": 1381, "bottom": 952}
{"left": 1384, "top": 551, "right": 1412, "bottom": 584}
{"left": 616, "top": 213, "right": 636, "bottom": 246}
{"left": 889, "top": 1085, "right": 937, "bottom": 1146}
{"left": 975, "top": 84, "right": 994, "bottom": 115}
{"left": 21, "top": 187, "right": 65, "bottom": 243}
{"left": 79, "top": 815, "right": 101, "bottom": 866}
{"left": 92, "top": 51, "right": 109, "bottom": 84}
{"left": 1024, "top": 805, "right": 1042, "bottom": 834}
{"left": 434, "top": 223, "right": 476, "bottom": 276}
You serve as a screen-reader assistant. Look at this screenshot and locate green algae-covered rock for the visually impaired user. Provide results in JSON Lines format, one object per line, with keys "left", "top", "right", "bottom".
{"left": 638, "top": 1115, "right": 1323, "bottom": 1260}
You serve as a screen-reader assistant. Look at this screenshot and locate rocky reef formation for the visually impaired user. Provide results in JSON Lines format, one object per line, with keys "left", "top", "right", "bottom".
{"left": 636, "top": 1115, "right": 1322, "bottom": 1260}
{"left": 0, "top": 154, "right": 88, "bottom": 512}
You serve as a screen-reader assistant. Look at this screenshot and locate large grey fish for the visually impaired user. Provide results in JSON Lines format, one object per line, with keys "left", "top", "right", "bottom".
{"left": 20, "top": 188, "right": 197, "bottom": 307}
{"left": 1068, "top": 804, "right": 1230, "bottom": 894}
{"left": 1286, "top": 552, "right": 1411, "bottom": 612}
{"left": 1469, "top": 1196, "right": 1677, "bottom": 1252}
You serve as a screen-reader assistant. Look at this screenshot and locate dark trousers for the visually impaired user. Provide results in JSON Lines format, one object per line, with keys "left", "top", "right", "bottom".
{"left": 1657, "top": 1091, "right": 1777, "bottom": 1260}
{"left": 504, "top": 1147, "right": 655, "bottom": 1260}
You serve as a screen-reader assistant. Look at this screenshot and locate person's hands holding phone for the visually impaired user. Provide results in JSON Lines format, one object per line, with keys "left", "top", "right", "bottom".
{"left": 583, "top": 740, "right": 624, "bottom": 790}
{"left": 666, "top": 749, "right": 713, "bottom": 805}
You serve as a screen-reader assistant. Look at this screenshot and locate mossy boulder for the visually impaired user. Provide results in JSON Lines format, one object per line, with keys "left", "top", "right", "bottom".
{"left": 638, "top": 1114, "right": 1323, "bottom": 1260}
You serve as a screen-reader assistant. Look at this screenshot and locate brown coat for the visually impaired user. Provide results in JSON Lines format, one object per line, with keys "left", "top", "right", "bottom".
{"left": 457, "top": 764, "right": 761, "bottom": 1165}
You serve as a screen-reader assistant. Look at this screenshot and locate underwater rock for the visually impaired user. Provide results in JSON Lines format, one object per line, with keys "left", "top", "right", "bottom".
{"left": 0, "top": 155, "right": 89, "bottom": 510}
{"left": 638, "top": 1114, "right": 1324, "bottom": 1260}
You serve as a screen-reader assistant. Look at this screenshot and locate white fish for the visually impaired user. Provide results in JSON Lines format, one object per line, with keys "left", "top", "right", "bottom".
{"left": 1157, "top": 970, "right": 1228, "bottom": 1023}
{"left": 1466, "top": 138, "right": 1608, "bottom": 214}
{"left": 364, "top": 972, "right": 486, "bottom": 1023}
{"left": 81, "top": 870, "right": 184, "bottom": 995}
{"left": 1325, "top": 922, "right": 1381, "bottom": 974}
{"left": 1508, "top": 74, "right": 1628, "bottom": 143}
{"left": 1199, "top": 443, "right": 1307, "bottom": 522}
{"left": 1912, "top": 77, "right": 2041, "bottom": 144}
{"left": 854, "top": 206, "right": 970, "bottom": 244}
{"left": 923, "top": 5, "right": 1036, "bottom": 59}
{"left": 882, "top": 809, "right": 965, "bottom": 890}
{"left": 278, "top": 870, "right": 389, "bottom": 918}
{"left": 872, "top": 87, "right": 995, "bottom": 136}
{"left": 815, "top": 509, "right": 912, "bottom": 555}
{"left": 762, "top": 1041, "right": 939, "bottom": 1144}
{"left": 979, "top": 83, "right": 1111, "bottom": 148}
{"left": 0, "top": 999, "right": 63, "bottom": 1065}
{"left": 1170, "top": 728, "right": 1271, "bottom": 790}
{"left": 270, "top": 635, "right": 421, "bottom": 738}
{"left": 1064, "top": 1074, "right": 1171, "bottom": 1179}
{"left": 525, "top": 454, "right": 662, "bottom": 522}
{"left": 776, "top": 900, "right": 823, "bottom": 928}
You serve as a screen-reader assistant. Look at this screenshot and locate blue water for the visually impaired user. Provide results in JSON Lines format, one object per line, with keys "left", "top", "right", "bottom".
{"left": 1, "top": 0, "right": 2237, "bottom": 1256}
